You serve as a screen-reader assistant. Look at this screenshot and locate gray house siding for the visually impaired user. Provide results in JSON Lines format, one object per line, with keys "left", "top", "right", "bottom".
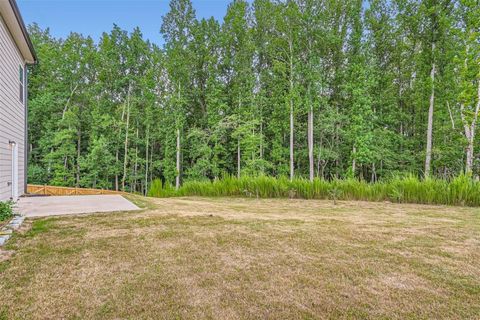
{"left": 0, "top": 13, "right": 26, "bottom": 201}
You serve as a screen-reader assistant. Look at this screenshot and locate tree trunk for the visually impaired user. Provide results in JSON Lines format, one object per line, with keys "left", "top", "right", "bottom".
{"left": 76, "top": 127, "right": 81, "bottom": 187}
{"left": 371, "top": 163, "right": 377, "bottom": 183}
{"left": 316, "top": 135, "right": 323, "bottom": 178}
{"left": 251, "top": 127, "right": 255, "bottom": 161}
{"left": 237, "top": 138, "right": 241, "bottom": 179}
{"left": 462, "top": 114, "right": 475, "bottom": 174}
{"left": 62, "top": 83, "right": 79, "bottom": 120}
{"left": 149, "top": 144, "right": 154, "bottom": 187}
{"left": 115, "top": 149, "right": 119, "bottom": 191}
{"left": 335, "top": 104, "right": 340, "bottom": 178}
{"left": 115, "top": 95, "right": 127, "bottom": 191}
{"left": 175, "top": 81, "right": 182, "bottom": 190}
{"left": 145, "top": 126, "right": 149, "bottom": 196}
{"left": 133, "top": 127, "right": 139, "bottom": 192}
{"left": 176, "top": 128, "right": 181, "bottom": 190}
{"left": 121, "top": 83, "right": 132, "bottom": 191}
{"left": 308, "top": 105, "right": 314, "bottom": 182}
{"left": 461, "top": 81, "right": 480, "bottom": 174}
{"left": 425, "top": 43, "right": 435, "bottom": 179}
{"left": 352, "top": 146, "right": 356, "bottom": 176}
{"left": 260, "top": 120, "right": 264, "bottom": 173}
{"left": 290, "top": 108, "right": 294, "bottom": 181}
{"left": 466, "top": 137, "right": 474, "bottom": 173}
{"left": 260, "top": 121, "right": 263, "bottom": 159}
{"left": 289, "top": 38, "right": 294, "bottom": 181}
{"left": 63, "top": 156, "right": 68, "bottom": 181}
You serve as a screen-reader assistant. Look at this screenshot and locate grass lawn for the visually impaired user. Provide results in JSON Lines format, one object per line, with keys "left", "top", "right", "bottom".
{"left": 0, "top": 197, "right": 479, "bottom": 319}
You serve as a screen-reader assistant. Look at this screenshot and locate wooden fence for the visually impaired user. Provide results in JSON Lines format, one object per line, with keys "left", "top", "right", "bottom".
{"left": 27, "top": 184, "right": 127, "bottom": 196}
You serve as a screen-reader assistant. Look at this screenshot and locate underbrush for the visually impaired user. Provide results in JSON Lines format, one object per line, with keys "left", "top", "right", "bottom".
{"left": 0, "top": 201, "right": 14, "bottom": 222}
{"left": 148, "top": 174, "right": 480, "bottom": 207}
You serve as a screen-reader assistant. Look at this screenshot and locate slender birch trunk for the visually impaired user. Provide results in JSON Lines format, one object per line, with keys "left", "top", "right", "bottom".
{"left": 290, "top": 107, "right": 294, "bottom": 180}
{"left": 121, "top": 83, "right": 132, "bottom": 191}
{"left": 150, "top": 146, "right": 154, "bottom": 184}
{"left": 175, "top": 82, "right": 182, "bottom": 190}
{"left": 115, "top": 97, "right": 127, "bottom": 191}
{"left": 334, "top": 104, "right": 340, "bottom": 178}
{"left": 308, "top": 103, "right": 314, "bottom": 182}
{"left": 236, "top": 94, "right": 242, "bottom": 179}
{"left": 289, "top": 38, "right": 294, "bottom": 181}
{"left": 352, "top": 146, "right": 356, "bottom": 175}
{"left": 259, "top": 119, "right": 264, "bottom": 173}
{"left": 251, "top": 127, "right": 255, "bottom": 161}
{"left": 306, "top": 36, "right": 314, "bottom": 182}
{"left": 260, "top": 120, "right": 263, "bottom": 159}
{"left": 176, "top": 128, "right": 181, "bottom": 190}
{"left": 465, "top": 127, "right": 474, "bottom": 173}
{"left": 62, "top": 83, "right": 79, "bottom": 120}
{"left": 237, "top": 138, "right": 241, "bottom": 179}
{"left": 425, "top": 42, "right": 435, "bottom": 178}
{"left": 461, "top": 81, "right": 480, "bottom": 173}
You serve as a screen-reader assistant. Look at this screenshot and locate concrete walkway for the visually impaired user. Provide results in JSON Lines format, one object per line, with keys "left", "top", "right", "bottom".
{"left": 17, "top": 195, "right": 140, "bottom": 217}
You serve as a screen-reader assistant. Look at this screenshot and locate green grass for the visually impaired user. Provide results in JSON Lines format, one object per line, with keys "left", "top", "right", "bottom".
{"left": 148, "top": 174, "right": 480, "bottom": 206}
{"left": 25, "top": 219, "right": 55, "bottom": 237}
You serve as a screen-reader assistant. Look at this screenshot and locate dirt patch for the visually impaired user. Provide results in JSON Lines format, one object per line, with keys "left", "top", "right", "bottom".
{"left": 0, "top": 249, "right": 15, "bottom": 263}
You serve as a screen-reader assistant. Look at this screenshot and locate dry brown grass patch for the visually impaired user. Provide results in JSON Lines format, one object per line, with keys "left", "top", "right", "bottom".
{"left": 0, "top": 197, "right": 479, "bottom": 319}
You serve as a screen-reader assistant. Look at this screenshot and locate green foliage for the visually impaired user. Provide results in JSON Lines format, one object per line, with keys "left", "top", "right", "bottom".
{"left": 148, "top": 174, "right": 480, "bottom": 207}
{"left": 184, "top": 128, "right": 212, "bottom": 181}
{"left": 148, "top": 179, "right": 177, "bottom": 198}
{"left": 26, "top": 0, "right": 480, "bottom": 198}
{"left": 0, "top": 201, "right": 14, "bottom": 222}
{"left": 80, "top": 136, "right": 116, "bottom": 189}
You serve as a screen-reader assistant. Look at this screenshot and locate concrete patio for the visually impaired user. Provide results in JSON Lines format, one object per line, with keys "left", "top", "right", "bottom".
{"left": 16, "top": 195, "right": 140, "bottom": 217}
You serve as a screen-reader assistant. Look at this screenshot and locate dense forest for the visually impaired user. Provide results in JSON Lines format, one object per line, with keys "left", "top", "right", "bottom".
{"left": 27, "top": 0, "right": 480, "bottom": 194}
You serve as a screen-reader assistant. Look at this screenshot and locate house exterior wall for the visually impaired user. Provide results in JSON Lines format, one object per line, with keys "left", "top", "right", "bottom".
{"left": 0, "top": 13, "right": 26, "bottom": 201}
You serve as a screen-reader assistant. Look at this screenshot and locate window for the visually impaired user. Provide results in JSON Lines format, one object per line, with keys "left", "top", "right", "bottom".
{"left": 19, "top": 65, "right": 24, "bottom": 103}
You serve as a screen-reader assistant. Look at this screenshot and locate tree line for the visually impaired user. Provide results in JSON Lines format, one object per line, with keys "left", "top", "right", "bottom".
{"left": 27, "top": 0, "right": 480, "bottom": 194}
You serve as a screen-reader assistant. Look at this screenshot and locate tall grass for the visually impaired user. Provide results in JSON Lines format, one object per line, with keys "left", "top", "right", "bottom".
{"left": 148, "top": 174, "right": 480, "bottom": 207}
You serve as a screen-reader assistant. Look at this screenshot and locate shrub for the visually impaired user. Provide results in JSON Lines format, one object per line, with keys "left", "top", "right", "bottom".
{"left": 147, "top": 174, "right": 480, "bottom": 207}
{"left": 0, "top": 201, "right": 14, "bottom": 222}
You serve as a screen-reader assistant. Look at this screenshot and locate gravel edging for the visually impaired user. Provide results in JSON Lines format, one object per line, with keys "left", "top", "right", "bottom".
{"left": 0, "top": 215, "right": 25, "bottom": 246}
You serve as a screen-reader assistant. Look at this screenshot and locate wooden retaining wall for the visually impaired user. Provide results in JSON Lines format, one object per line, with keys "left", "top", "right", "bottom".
{"left": 27, "top": 185, "right": 127, "bottom": 196}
